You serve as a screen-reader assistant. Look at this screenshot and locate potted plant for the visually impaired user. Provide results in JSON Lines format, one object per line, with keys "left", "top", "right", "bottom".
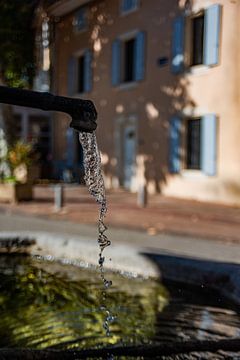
{"left": 0, "top": 141, "right": 36, "bottom": 203}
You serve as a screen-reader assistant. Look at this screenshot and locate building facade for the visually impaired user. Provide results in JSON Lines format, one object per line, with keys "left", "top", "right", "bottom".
{"left": 47, "top": 0, "right": 240, "bottom": 204}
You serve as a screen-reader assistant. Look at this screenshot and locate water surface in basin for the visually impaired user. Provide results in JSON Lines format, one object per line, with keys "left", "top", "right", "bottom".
{"left": 0, "top": 254, "right": 239, "bottom": 355}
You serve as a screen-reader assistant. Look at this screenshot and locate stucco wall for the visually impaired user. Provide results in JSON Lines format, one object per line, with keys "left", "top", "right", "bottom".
{"left": 52, "top": 0, "right": 182, "bottom": 185}
{"left": 163, "top": 0, "right": 240, "bottom": 205}
{"left": 51, "top": 0, "right": 240, "bottom": 204}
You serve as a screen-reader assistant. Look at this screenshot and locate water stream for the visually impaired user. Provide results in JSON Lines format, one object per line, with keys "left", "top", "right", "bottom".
{"left": 78, "top": 131, "right": 114, "bottom": 336}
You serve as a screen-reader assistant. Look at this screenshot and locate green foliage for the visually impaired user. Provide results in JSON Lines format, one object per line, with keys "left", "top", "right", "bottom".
{"left": 6, "top": 141, "right": 33, "bottom": 170}
{"left": 0, "top": 141, "right": 36, "bottom": 183}
{"left": 0, "top": 0, "right": 37, "bottom": 87}
{"left": 1, "top": 175, "right": 17, "bottom": 184}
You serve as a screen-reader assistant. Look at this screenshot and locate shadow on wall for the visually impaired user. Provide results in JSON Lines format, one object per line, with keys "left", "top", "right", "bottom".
{"left": 140, "top": 0, "right": 196, "bottom": 194}
{"left": 97, "top": 0, "right": 196, "bottom": 193}
{"left": 59, "top": 0, "right": 196, "bottom": 192}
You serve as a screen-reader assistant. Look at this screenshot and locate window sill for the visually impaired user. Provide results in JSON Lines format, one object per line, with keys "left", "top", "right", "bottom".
{"left": 181, "top": 170, "right": 207, "bottom": 179}
{"left": 73, "top": 92, "right": 88, "bottom": 97}
{"left": 188, "top": 65, "right": 210, "bottom": 76}
{"left": 73, "top": 27, "right": 88, "bottom": 35}
{"left": 120, "top": 7, "right": 138, "bottom": 17}
{"left": 116, "top": 81, "right": 138, "bottom": 91}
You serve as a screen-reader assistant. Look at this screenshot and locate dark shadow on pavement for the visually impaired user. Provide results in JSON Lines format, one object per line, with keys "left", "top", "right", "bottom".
{"left": 141, "top": 250, "right": 240, "bottom": 308}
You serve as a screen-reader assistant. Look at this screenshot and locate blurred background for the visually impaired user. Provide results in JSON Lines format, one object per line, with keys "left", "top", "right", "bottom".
{"left": 0, "top": 0, "right": 240, "bottom": 242}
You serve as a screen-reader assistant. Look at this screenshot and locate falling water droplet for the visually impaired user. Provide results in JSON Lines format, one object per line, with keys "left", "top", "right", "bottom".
{"left": 79, "top": 131, "right": 114, "bottom": 336}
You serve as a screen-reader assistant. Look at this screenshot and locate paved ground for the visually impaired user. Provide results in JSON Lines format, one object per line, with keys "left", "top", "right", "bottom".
{"left": 1, "top": 185, "right": 240, "bottom": 243}
{"left": 0, "top": 185, "right": 240, "bottom": 266}
{"left": 1, "top": 211, "right": 240, "bottom": 265}
{"left": 1, "top": 188, "right": 240, "bottom": 305}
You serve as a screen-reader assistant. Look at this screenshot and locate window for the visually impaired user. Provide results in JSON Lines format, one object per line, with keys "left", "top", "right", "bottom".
{"left": 123, "top": 38, "right": 135, "bottom": 83}
{"left": 73, "top": 7, "right": 87, "bottom": 32}
{"left": 186, "top": 118, "right": 201, "bottom": 170}
{"left": 191, "top": 15, "right": 204, "bottom": 66}
{"left": 112, "top": 32, "right": 145, "bottom": 86}
{"left": 29, "top": 116, "right": 51, "bottom": 163}
{"left": 171, "top": 4, "right": 222, "bottom": 73}
{"left": 121, "top": 0, "right": 139, "bottom": 15}
{"left": 77, "top": 55, "right": 85, "bottom": 93}
{"left": 67, "top": 50, "right": 92, "bottom": 95}
{"left": 169, "top": 114, "right": 217, "bottom": 176}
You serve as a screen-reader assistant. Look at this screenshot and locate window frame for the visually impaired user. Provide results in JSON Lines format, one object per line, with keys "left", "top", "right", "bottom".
{"left": 73, "top": 6, "right": 88, "bottom": 33}
{"left": 76, "top": 54, "right": 85, "bottom": 94}
{"left": 117, "top": 30, "right": 139, "bottom": 87}
{"left": 74, "top": 49, "right": 87, "bottom": 95}
{"left": 184, "top": 117, "right": 202, "bottom": 171}
{"left": 185, "top": 10, "right": 206, "bottom": 69}
{"left": 169, "top": 112, "right": 218, "bottom": 176}
{"left": 72, "top": 48, "right": 92, "bottom": 95}
{"left": 172, "top": 5, "right": 221, "bottom": 74}
{"left": 190, "top": 12, "right": 205, "bottom": 67}
{"left": 120, "top": 0, "right": 139, "bottom": 16}
{"left": 186, "top": 5, "right": 221, "bottom": 71}
{"left": 122, "top": 37, "right": 136, "bottom": 84}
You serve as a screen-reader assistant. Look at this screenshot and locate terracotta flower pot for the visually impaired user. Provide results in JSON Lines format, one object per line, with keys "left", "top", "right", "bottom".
{"left": 0, "top": 183, "right": 33, "bottom": 203}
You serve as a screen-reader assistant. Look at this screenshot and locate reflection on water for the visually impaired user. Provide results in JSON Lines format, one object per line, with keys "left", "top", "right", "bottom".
{"left": 0, "top": 255, "right": 239, "bottom": 356}
{"left": 153, "top": 294, "right": 240, "bottom": 343}
{"left": 0, "top": 255, "right": 168, "bottom": 350}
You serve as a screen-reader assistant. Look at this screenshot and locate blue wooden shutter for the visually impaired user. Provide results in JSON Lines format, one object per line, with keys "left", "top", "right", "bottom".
{"left": 171, "top": 16, "right": 185, "bottom": 74}
{"left": 169, "top": 117, "right": 181, "bottom": 173}
{"left": 112, "top": 39, "right": 121, "bottom": 86}
{"left": 67, "top": 56, "right": 77, "bottom": 95}
{"left": 84, "top": 49, "right": 92, "bottom": 93}
{"left": 201, "top": 114, "right": 217, "bottom": 176}
{"left": 204, "top": 4, "right": 221, "bottom": 66}
{"left": 134, "top": 31, "right": 146, "bottom": 81}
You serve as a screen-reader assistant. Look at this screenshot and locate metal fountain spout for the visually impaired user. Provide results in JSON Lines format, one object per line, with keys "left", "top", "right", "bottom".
{"left": 0, "top": 86, "right": 97, "bottom": 133}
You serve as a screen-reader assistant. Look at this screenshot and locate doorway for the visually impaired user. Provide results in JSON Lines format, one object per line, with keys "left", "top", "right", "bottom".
{"left": 123, "top": 124, "right": 136, "bottom": 190}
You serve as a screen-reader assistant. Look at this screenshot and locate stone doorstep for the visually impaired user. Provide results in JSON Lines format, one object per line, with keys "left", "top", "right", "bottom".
{"left": 0, "top": 232, "right": 240, "bottom": 307}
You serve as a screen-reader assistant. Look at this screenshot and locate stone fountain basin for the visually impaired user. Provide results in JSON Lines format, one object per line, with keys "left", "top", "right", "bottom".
{"left": 0, "top": 231, "right": 240, "bottom": 307}
{"left": 0, "top": 232, "right": 240, "bottom": 359}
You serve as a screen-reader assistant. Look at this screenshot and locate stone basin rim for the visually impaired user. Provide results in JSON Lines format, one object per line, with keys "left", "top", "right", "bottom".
{"left": 0, "top": 231, "right": 240, "bottom": 307}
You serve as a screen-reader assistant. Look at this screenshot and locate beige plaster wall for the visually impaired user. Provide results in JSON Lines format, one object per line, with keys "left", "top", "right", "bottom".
{"left": 51, "top": 0, "right": 240, "bottom": 204}
{"left": 163, "top": 0, "right": 240, "bottom": 204}
{"left": 52, "top": 0, "right": 182, "bottom": 186}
